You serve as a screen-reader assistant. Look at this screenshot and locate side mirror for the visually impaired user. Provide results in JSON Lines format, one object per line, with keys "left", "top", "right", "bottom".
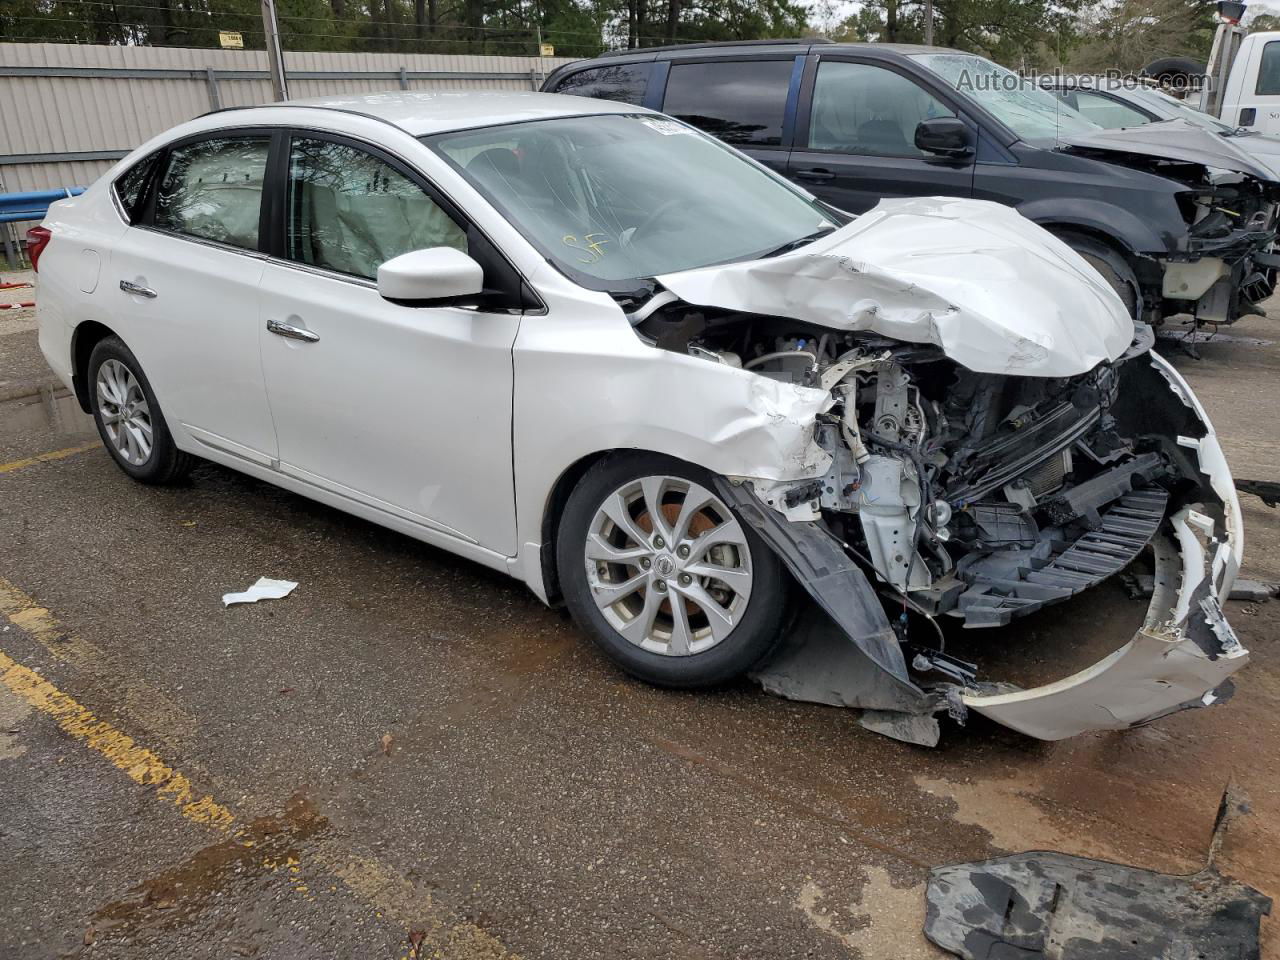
{"left": 377, "top": 247, "right": 484, "bottom": 305}
{"left": 915, "top": 117, "right": 974, "bottom": 159}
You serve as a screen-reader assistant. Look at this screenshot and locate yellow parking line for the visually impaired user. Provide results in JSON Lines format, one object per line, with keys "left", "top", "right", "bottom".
{"left": 0, "top": 648, "right": 237, "bottom": 830}
{"left": 0, "top": 440, "right": 100, "bottom": 476}
{"left": 0, "top": 576, "right": 518, "bottom": 957}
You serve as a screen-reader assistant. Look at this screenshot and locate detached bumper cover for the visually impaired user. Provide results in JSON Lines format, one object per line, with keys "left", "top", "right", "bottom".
{"left": 962, "top": 354, "right": 1247, "bottom": 739}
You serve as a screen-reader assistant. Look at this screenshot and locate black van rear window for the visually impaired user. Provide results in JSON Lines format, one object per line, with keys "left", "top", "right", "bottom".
{"left": 553, "top": 63, "right": 650, "bottom": 105}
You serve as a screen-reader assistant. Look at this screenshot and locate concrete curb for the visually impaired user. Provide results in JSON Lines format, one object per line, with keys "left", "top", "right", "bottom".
{"left": 0, "top": 380, "right": 71, "bottom": 405}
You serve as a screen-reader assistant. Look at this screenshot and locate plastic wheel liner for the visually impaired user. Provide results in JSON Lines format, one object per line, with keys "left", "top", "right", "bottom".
{"left": 722, "top": 351, "right": 1248, "bottom": 745}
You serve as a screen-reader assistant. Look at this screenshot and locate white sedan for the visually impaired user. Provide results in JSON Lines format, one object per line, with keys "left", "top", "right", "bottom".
{"left": 32, "top": 91, "right": 1248, "bottom": 745}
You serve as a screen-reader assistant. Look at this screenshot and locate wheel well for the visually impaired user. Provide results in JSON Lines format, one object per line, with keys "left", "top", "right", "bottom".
{"left": 1042, "top": 224, "right": 1152, "bottom": 309}
{"left": 70, "top": 320, "right": 117, "bottom": 413}
{"left": 538, "top": 450, "right": 611, "bottom": 604}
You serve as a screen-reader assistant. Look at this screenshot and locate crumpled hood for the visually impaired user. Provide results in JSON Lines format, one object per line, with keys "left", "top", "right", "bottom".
{"left": 657, "top": 196, "right": 1134, "bottom": 378}
{"left": 1061, "top": 118, "right": 1280, "bottom": 183}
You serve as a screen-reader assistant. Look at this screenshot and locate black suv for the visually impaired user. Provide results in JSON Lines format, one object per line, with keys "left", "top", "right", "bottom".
{"left": 544, "top": 40, "right": 1280, "bottom": 325}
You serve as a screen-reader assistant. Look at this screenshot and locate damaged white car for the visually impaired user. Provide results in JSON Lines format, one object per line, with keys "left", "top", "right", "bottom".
{"left": 33, "top": 93, "right": 1247, "bottom": 744}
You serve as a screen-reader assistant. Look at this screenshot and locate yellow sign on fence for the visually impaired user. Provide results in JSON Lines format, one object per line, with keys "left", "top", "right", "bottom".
{"left": 218, "top": 30, "right": 244, "bottom": 49}
{"left": 539, "top": 43, "right": 555, "bottom": 57}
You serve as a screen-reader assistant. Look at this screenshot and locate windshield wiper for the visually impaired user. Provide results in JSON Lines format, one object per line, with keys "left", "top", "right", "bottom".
{"left": 761, "top": 226, "right": 837, "bottom": 258}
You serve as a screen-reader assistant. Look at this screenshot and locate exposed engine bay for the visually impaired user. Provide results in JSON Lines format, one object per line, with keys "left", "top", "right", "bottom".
{"left": 632, "top": 295, "right": 1248, "bottom": 745}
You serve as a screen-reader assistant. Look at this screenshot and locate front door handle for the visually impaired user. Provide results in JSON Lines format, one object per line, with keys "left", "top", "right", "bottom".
{"left": 794, "top": 168, "right": 835, "bottom": 181}
{"left": 266, "top": 318, "right": 320, "bottom": 343}
{"left": 119, "top": 280, "right": 157, "bottom": 299}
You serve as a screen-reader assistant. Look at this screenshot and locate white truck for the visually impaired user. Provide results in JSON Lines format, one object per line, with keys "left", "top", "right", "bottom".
{"left": 1190, "top": 1, "right": 1280, "bottom": 133}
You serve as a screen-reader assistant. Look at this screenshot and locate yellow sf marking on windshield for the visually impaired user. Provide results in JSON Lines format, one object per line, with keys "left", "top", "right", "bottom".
{"left": 0, "top": 440, "right": 99, "bottom": 476}
{"left": 562, "top": 233, "right": 610, "bottom": 263}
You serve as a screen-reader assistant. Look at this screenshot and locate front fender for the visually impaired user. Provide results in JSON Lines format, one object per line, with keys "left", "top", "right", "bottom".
{"left": 1018, "top": 196, "right": 1173, "bottom": 256}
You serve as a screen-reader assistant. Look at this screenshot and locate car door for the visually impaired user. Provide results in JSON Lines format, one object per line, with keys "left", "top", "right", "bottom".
{"left": 108, "top": 130, "right": 278, "bottom": 465}
{"left": 257, "top": 132, "right": 523, "bottom": 556}
{"left": 1234, "top": 37, "right": 1280, "bottom": 134}
{"left": 787, "top": 58, "right": 976, "bottom": 214}
{"left": 659, "top": 56, "right": 800, "bottom": 177}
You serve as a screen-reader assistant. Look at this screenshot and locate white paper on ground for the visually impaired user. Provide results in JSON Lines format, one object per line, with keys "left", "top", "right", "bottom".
{"left": 222, "top": 577, "right": 298, "bottom": 607}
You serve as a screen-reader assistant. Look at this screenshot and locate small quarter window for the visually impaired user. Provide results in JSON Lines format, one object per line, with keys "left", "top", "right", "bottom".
{"left": 113, "top": 152, "right": 160, "bottom": 224}
{"left": 662, "top": 59, "right": 794, "bottom": 147}
{"left": 553, "top": 63, "right": 650, "bottom": 104}
{"left": 153, "top": 136, "right": 270, "bottom": 250}
{"left": 286, "top": 137, "right": 467, "bottom": 281}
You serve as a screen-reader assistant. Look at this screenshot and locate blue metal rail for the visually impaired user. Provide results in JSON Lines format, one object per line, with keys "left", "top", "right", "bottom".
{"left": 0, "top": 187, "right": 85, "bottom": 225}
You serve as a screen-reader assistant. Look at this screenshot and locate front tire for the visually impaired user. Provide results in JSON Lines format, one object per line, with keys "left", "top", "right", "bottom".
{"left": 1056, "top": 231, "right": 1140, "bottom": 319}
{"left": 88, "top": 336, "right": 194, "bottom": 484}
{"left": 557, "top": 452, "right": 789, "bottom": 688}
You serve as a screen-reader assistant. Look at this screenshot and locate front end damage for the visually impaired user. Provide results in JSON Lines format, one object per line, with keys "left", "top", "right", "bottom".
{"left": 1061, "top": 121, "right": 1280, "bottom": 325}
{"left": 635, "top": 198, "right": 1248, "bottom": 744}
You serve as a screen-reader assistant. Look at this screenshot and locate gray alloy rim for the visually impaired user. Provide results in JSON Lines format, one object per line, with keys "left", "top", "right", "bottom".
{"left": 584, "top": 475, "right": 753, "bottom": 656}
{"left": 96, "top": 358, "right": 154, "bottom": 466}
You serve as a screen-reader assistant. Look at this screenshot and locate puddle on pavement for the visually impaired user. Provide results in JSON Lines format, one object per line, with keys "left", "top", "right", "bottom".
{"left": 0, "top": 388, "right": 95, "bottom": 441}
{"left": 86, "top": 792, "right": 327, "bottom": 943}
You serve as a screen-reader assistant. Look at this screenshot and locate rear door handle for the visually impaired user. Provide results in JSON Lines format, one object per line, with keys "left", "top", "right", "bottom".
{"left": 119, "top": 280, "right": 157, "bottom": 299}
{"left": 266, "top": 318, "right": 320, "bottom": 343}
{"left": 794, "top": 168, "right": 835, "bottom": 181}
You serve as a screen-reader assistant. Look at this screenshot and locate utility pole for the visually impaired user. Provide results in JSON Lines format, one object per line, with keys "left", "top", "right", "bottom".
{"left": 261, "top": 0, "right": 290, "bottom": 102}
{"left": 924, "top": 0, "right": 934, "bottom": 45}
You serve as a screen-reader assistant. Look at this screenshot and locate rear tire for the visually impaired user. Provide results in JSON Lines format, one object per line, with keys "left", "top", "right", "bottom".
{"left": 88, "top": 336, "right": 194, "bottom": 485}
{"left": 557, "top": 452, "right": 789, "bottom": 688}
{"left": 1056, "top": 231, "right": 1140, "bottom": 319}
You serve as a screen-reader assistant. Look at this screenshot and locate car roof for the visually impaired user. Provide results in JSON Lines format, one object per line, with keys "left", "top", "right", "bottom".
{"left": 261, "top": 90, "right": 644, "bottom": 136}
{"left": 586, "top": 39, "right": 957, "bottom": 62}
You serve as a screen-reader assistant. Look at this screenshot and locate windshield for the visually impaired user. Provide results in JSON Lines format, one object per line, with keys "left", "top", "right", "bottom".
{"left": 912, "top": 53, "right": 1100, "bottom": 141}
{"left": 426, "top": 114, "right": 839, "bottom": 289}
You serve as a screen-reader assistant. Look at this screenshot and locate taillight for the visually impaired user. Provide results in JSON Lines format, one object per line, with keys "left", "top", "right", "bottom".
{"left": 25, "top": 226, "right": 51, "bottom": 272}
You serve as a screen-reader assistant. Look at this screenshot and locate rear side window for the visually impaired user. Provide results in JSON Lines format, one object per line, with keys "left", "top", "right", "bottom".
{"left": 553, "top": 63, "right": 650, "bottom": 104}
{"left": 662, "top": 59, "right": 794, "bottom": 147}
{"left": 113, "top": 152, "right": 160, "bottom": 224}
{"left": 286, "top": 137, "right": 467, "bottom": 281}
{"left": 1257, "top": 41, "right": 1280, "bottom": 95}
{"left": 153, "top": 136, "right": 270, "bottom": 250}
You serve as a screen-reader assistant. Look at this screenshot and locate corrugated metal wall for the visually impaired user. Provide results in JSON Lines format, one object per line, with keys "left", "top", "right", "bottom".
{"left": 0, "top": 43, "right": 578, "bottom": 191}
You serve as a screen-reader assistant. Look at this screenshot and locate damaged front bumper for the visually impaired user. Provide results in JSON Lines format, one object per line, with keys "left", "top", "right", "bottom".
{"left": 1163, "top": 228, "right": 1277, "bottom": 325}
{"left": 730, "top": 352, "right": 1248, "bottom": 744}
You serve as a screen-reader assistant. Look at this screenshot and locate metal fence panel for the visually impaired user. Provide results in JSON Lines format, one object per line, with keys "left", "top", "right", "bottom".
{"left": 0, "top": 42, "right": 577, "bottom": 192}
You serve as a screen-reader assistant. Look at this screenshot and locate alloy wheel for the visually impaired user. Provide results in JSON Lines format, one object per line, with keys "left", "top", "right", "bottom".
{"left": 96, "top": 358, "right": 154, "bottom": 466}
{"left": 584, "top": 476, "right": 753, "bottom": 656}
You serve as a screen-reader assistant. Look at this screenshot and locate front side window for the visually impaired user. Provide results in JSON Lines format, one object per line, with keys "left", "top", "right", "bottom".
{"left": 913, "top": 53, "right": 1099, "bottom": 141}
{"left": 113, "top": 152, "right": 161, "bottom": 224}
{"left": 661, "top": 59, "right": 795, "bottom": 147}
{"left": 153, "top": 136, "right": 270, "bottom": 249}
{"left": 1066, "top": 90, "right": 1152, "bottom": 128}
{"left": 286, "top": 137, "right": 467, "bottom": 281}
{"left": 1257, "top": 41, "right": 1280, "bottom": 95}
{"left": 809, "top": 61, "right": 956, "bottom": 157}
{"left": 554, "top": 63, "right": 650, "bottom": 105}
{"left": 428, "top": 113, "right": 838, "bottom": 289}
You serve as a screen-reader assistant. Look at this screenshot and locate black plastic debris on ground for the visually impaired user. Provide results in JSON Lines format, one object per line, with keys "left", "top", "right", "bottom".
{"left": 924, "top": 851, "right": 1271, "bottom": 959}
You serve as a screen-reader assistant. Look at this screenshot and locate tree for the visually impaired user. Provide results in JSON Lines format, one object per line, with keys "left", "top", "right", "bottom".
{"left": 1066, "top": 0, "right": 1215, "bottom": 73}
